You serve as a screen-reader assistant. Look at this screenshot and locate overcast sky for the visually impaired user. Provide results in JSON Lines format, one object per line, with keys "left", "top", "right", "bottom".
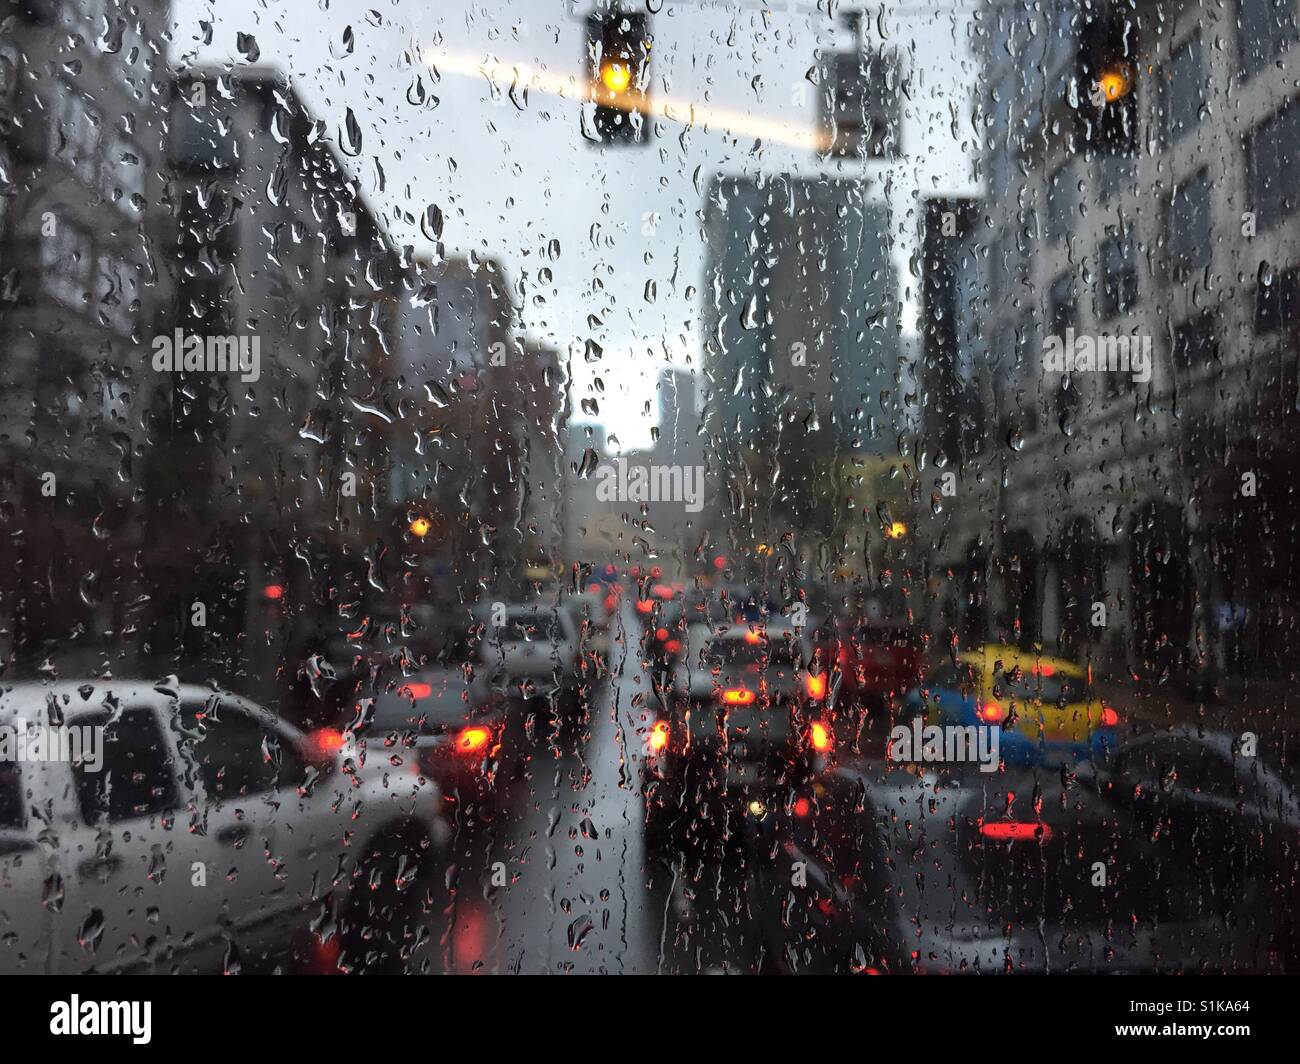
{"left": 170, "top": 0, "right": 980, "bottom": 450}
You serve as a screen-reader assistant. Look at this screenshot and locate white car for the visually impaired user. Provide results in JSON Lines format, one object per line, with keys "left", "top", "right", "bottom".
{"left": 0, "top": 680, "right": 448, "bottom": 975}
{"left": 478, "top": 604, "right": 581, "bottom": 696}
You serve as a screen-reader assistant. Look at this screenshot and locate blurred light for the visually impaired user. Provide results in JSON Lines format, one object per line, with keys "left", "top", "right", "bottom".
{"left": 810, "top": 721, "right": 832, "bottom": 753}
{"left": 713, "top": 556, "right": 727, "bottom": 571}
{"left": 399, "top": 682, "right": 433, "bottom": 700}
{"left": 1101, "top": 706, "right": 1120, "bottom": 727}
{"left": 635, "top": 599, "right": 655, "bottom": 614}
{"left": 457, "top": 726, "right": 491, "bottom": 755}
{"left": 721, "top": 688, "right": 756, "bottom": 706}
{"left": 263, "top": 584, "right": 285, "bottom": 601}
{"left": 1036, "top": 664, "right": 1056, "bottom": 677}
{"left": 806, "top": 673, "right": 828, "bottom": 700}
{"left": 600, "top": 59, "right": 632, "bottom": 94}
{"left": 793, "top": 797, "right": 811, "bottom": 818}
{"left": 651, "top": 583, "right": 674, "bottom": 600}
{"left": 304, "top": 727, "right": 345, "bottom": 762}
{"left": 884, "top": 521, "right": 907, "bottom": 540}
{"left": 409, "top": 516, "right": 432, "bottom": 538}
{"left": 604, "top": 594, "right": 618, "bottom": 612}
{"left": 664, "top": 639, "right": 681, "bottom": 654}
{"left": 655, "top": 627, "right": 669, "bottom": 641}
{"left": 980, "top": 821, "right": 1052, "bottom": 843}
{"left": 743, "top": 629, "right": 762, "bottom": 645}
{"left": 977, "top": 699, "right": 1004, "bottom": 723}
{"left": 649, "top": 720, "right": 669, "bottom": 753}
{"left": 1097, "top": 64, "right": 1132, "bottom": 103}
{"left": 747, "top": 799, "right": 767, "bottom": 817}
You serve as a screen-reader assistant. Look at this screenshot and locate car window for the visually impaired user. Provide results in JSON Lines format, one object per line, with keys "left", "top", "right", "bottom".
{"left": 178, "top": 701, "right": 307, "bottom": 800}
{"left": 72, "top": 707, "right": 177, "bottom": 824}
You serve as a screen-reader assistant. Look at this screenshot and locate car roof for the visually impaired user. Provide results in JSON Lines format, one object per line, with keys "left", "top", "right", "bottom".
{"left": 0, "top": 680, "right": 300, "bottom": 738}
{"left": 956, "top": 645, "right": 1086, "bottom": 679}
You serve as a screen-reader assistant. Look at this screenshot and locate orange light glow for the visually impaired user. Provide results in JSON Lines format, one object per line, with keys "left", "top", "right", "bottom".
{"left": 721, "top": 688, "right": 756, "bottom": 706}
{"left": 409, "top": 516, "right": 432, "bottom": 537}
{"left": 743, "top": 629, "right": 762, "bottom": 645}
{"left": 599, "top": 59, "right": 632, "bottom": 94}
{"left": 399, "top": 682, "right": 433, "bottom": 700}
{"left": 980, "top": 821, "right": 1052, "bottom": 843}
{"left": 1097, "top": 64, "right": 1132, "bottom": 103}
{"left": 649, "top": 720, "right": 669, "bottom": 753}
{"left": 810, "top": 721, "right": 833, "bottom": 753}
{"left": 884, "top": 521, "right": 907, "bottom": 540}
{"left": 664, "top": 639, "right": 681, "bottom": 654}
{"left": 651, "top": 584, "right": 674, "bottom": 600}
{"left": 977, "top": 700, "right": 1004, "bottom": 723}
{"left": 805, "top": 673, "right": 828, "bottom": 700}
{"left": 635, "top": 599, "right": 655, "bottom": 614}
{"left": 456, "top": 726, "right": 491, "bottom": 755}
{"left": 1101, "top": 706, "right": 1120, "bottom": 727}
{"left": 655, "top": 627, "right": 669, "bottom": 641}
{"left": 793, "top": 797, "right": 812, "bottom": 818}
{"left": 263, "top": 583, "right": 285, "bottom": 601}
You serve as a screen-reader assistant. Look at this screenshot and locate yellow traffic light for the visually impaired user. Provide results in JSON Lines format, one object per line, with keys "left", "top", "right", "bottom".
{"left": 1096, "top": 63, "right": 1132, "bottom": 103}
{"left": 885, "top": 521, "right": 907, "bottom": 540}
{"left": 409, "top": 516, "right": 432, "bottom": 538}
{"left": 600, "top": 59, "right": 632, "bottom": 94}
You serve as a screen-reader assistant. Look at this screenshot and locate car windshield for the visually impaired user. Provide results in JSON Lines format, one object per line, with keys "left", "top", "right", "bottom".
{"left": 5, "top": 0, "right": 1300, "bottom": 984}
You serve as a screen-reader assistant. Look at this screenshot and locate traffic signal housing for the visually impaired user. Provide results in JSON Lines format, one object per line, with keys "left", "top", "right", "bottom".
{"left": 585, "top": 6, "right": 651, "bottom": 145}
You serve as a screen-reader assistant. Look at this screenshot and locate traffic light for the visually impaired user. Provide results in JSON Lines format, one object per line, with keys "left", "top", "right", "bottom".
{"left": 1076, "top": 12, "right": 1138, "bottom": 155}
{"left": 585, "top": 5, "right": 651, "bottom": 145}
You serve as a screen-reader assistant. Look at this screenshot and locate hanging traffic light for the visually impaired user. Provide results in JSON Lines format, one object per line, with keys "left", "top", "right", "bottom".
{"left": 585, "top": 5, "right": 651, "bottom": 145}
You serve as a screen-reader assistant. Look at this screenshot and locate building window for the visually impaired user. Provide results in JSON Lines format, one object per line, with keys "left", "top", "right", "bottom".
{"left": 1246, "top": 97, "right": 1300, "bottom": 230}
{"left": 1100, "top": 153, "right": 1134, "bottom": 203}
{"left": 1166, "top": 33, "right": 1204, "bottom": 143}
{"left": 1171, "top": 310, "right": 1219, "bottom": 373}
{"left": 1049, "top": 272, "right": 1076, "bottom": 336}
{"left": 1238, "top": 0, "right": 1299, "bottom": 79}
{"left": 1254, "top": 262, "right": 1300, "bottom": 337}
{"left": 1168, "top": 168, "right": 1211, "bottom": 282}
{"left": 1100, "top": 231, "right": 1138, "bottom": 319}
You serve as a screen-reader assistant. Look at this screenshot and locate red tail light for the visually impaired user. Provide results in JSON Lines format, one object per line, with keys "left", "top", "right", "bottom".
{"left": 979, "top": 821, "right": 1052, "bottom": 843}
{"left": 810, "top": 720, "right": 833, "bottom": 753}
{"left": 1100, "top": 706, "right": 1120, "bottom": 727}
{"left": 805, "top": 673, "right": 828, "bottom": 700}
{"left": 399, "top": 682, "right": 433, "bottom": 700}
{"left": 655, "top": 627, "right": 669, "bottom": 641}
{"left": 793, "top": 797, "right": 812, "bottom": 818}
{"left": 649, "top": 720, "right": 670, "bottom": 754}
{"left": 635, "top": 599, "right": 655, "bottom": 615}
{"left": 742, "top": 630, "right": 762, "bottom": 645}
{"left": 976, "top": 699, "right": 1004, "bottom": 723}
{"left": 720, "top": 688, "right": 756, "bottom": 706}
{"left": 456, "top": 726, "right": 492, "bottom": 755}
{"left": 664, "top": 639, "right": 681, "bottom": 654}
{"left": 304, "top": 727, "right": 345, "bottom": 762}
{"left": 263, "top": 583, "right": 285, "bottom": 601}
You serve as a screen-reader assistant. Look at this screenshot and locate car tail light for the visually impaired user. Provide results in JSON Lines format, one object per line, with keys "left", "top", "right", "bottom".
{"left": 635, "top": 599, "right": 655, "bottom": 615}
{"left": 304, "top": 727, "right": 345, "bottom": 763}
{"left": 456, "top": 726, "right": 492, "bottom": 755}
{"left": 398, "top": 682, "right": 433, "bottom": 700}
{"left": 805, "top": 673, "right": 827, "bottom": 700}
{"left": 793, "top": 796, "right": 812, "bottom": 818}
{"left": 664, "top": 639, "right": 681, "bottom": 654}
{"left": 976, "top": 699, "right": 1004, "bottom": 723}
{"left": 810, "top": 720, "right": 833, "bottom": 753}
{"left": 1100, "top": 706, "right": 1120, "bottom": 727}
{"left": 263, "top": 583, "right": 285, "bottom": 601}
{"left": 655, "top": 627, "right": 669, "bottom": 641}
{"left": 649, "top": 720, "right": 670, "bottom": 754}
{"left": 720, "top": 688, "right": 755, "bottom": 706}
{"left": 979, "top": 821, "right": 1052, "bottom": 843}
{"left": 652, "top": 584, "right": 674, "bottom": 600}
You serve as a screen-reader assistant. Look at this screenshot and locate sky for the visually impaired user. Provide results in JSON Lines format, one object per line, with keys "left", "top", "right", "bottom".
{"left": 169, "top": 0, "right": 980, "bottom": 450}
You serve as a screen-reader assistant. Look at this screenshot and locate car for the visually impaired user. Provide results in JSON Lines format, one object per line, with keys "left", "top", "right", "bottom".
{"left": 355, "top": 665, "right": 517, "bottom": 824}
{"left": 641, "top": 620, "right": 836, "bottom": 847}
{"left": 902, "top": 645, "right": 1120, "bottom": 767}
{"left": 768, "top": 756, "right": 1292, "bottom": 974}
{"left": 478, "top": 603, "right": 581, "bottom": 699}
{"left": 0, "top": 680, "right": 448, "bottom": 975}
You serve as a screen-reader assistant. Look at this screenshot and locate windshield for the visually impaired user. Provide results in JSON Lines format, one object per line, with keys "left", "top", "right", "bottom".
{"left": 2, "top": 0, "right": 1298, "bottom": 983}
